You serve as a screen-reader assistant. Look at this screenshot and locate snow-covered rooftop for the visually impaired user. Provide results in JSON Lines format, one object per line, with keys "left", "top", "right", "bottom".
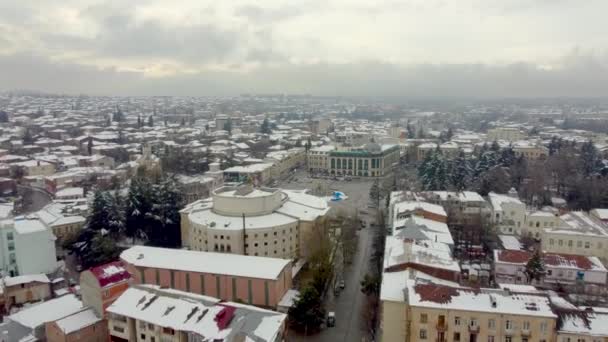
{"left": 8, "top": 294, "right": 83, "bottom": 329}
{"left": 54, "top": 308, "right": 101, "bottom": 334}
{"left": 409, "top": 283, "right": 556, "bottom": 318}
{"left": 107, "top": 285, "right": 286, "bottom": 341}
{"left": 121, "top": 246, "right": 290, "bottom": 280}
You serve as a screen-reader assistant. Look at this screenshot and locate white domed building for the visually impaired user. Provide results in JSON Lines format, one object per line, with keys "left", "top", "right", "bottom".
{"left": 180, "top": 184, "right": 331, "bottom": 260}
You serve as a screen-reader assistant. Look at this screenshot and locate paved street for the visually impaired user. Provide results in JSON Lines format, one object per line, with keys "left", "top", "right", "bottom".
{"left": 282, "top": 170, "right": 377, "bottom": 342}
{"left": 17, "top": 184, "right": 52, "bottom": 214}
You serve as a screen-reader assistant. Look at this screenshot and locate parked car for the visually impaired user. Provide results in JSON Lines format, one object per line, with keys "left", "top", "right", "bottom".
{"left": 339, "top": 280, "right": 345, "bottom": 289}
{"left": 327, "top": 312, "right": 336, "bottom": 327}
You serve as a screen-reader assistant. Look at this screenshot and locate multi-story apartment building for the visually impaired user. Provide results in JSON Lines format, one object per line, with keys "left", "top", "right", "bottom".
{"left": 80, "top": 261, "right": 131, "bottom": 318}
{"left": 417, "top": 191, "right": 488, "bottom": 226}
{"left": 180, "top": 185, "right": 330, "bottom": 260}
{"left": 307, "top": 145, "right": 336, "bottom": 174}
{"left": 494, "top": 249, "right": 608, "bottom": 292}
{"left": 556, "top": 309, "right": 608, "bottom": 342}
{"left": 513, "top": 142, "right": 549, "bottom": 160}
{"left": 265, "top": 148, "right": 305, "bottom": 179}
{"left": 107, "top": 285, "right": 286, "bottom": 342}
{"left": 487, "top": 127, "right": 525, "bottom": 142}
{"left": 523, "top": 210, "right": 561, "bottom": 239}
{"left": 0, "top": 217, "right": 58, "bottom": 276}
{"left": 542, "top": 212, "right": 608, "bottom": 264}
{"left": 390, "top": 200, "right": 448, "bottom": 228}
{"left": 328, "top": 143, "right": 399, "bottom": 177}
{"left": 121, "top": 245, "right": 293, "bottom": 310}
{"left": 489, "top": 191, "right": 526, "bottom": 234}
{"left": 223, "top": 163, "right": 274, "bottom": 185}
{"left": 416, "top": 142, "right": 438, "bottom": 161}
{"left": 381, "top": 283, "right": 557, "bottom": 342}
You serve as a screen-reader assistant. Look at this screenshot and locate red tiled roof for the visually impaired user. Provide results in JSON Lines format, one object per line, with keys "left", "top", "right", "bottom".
{"left": 89, "top": 261, "right": 130, "bottom": 288}
{"left": 414, "top": 283, "right": 460, "bottom": 304}
{"left": 544, "top": 253, "right": 593, "bottom": 270}
{"left": 495, "top": 250, "right": 531, "bottom": 264}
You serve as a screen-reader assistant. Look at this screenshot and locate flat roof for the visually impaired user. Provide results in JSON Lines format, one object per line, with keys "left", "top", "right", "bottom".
{"left": 121, "top": 246, "right": 290, "bottom": 280}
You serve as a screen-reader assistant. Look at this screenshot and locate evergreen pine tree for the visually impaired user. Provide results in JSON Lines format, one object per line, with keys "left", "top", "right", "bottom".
{"left": 125, "top": 178, "right": 154, "bottom": 240}
{"left": 525, "top": 250, "right": 546, "bottom": 283}
{"left": 581, "top": 140, "right": 601, "bottom": 177}
{"left": 223, "top": 119, "right": 232, "bottom": 134}
{"left": 499, "top": 144, "right": 516, "bottom": 167}
{"left": 260, "top": 118, "right": 272, "bottom": 134}
{"left": 451, "top": 150, "right": 471, "bottom": 191}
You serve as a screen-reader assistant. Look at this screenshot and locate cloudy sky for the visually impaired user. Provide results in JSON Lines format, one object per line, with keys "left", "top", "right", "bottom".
{"left": 1, "top": 0, "right": 607, "bottom": 97}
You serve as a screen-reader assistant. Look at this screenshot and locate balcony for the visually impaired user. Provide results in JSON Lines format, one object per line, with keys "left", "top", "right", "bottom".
{"left": 435, "top": 338, "right": 447, "bottom": 342}
{"left": 436, "top": 322, "right": 448, "bottom": 331}
{"left": 521, "top": 328, "right": 531, "bottom": 337}
{"left": 468, "top": 325, "right": 480, "bottom": 333}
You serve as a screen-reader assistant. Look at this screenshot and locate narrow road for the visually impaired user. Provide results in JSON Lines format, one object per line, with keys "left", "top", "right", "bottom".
{"left": 291, "top": 222, "right": 374, "bottom": 342}
{"left": 17, "top": 184, "right": 53, "bottom": 214}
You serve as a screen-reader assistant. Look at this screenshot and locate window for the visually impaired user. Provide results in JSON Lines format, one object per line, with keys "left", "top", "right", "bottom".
{"left": 558, "top": 240, "right": 563, "bottom": 246}
{"left": 162, "top": 327, "right": 175, "bottom": 335}
{"left": 523, "top": 321, "right": 530, "bottom": 330}
{"left": 470, "top": 318, "right": 478, "bottom": 327}
{"left": 488, "top": 319, "right": 496, "bottom": 329}
{"left": 568, "top": 240, "right": 573, "bottom": 247}
{"left": 140, "top": 333, "right": 146, "bottom": 340}
{"left": 540, "top": 321, "right": 547, "bottom": 333}
{"left": 6, "top": 232, "right": 13, "bottom": 240}
{"left": 419, "top": 329, "right": 427, "bottom": 339}
{"left": 454, "top": 317, "right": 461, "bottom": 326}
{"left": 577, "top": 241, "right": 582, "bottom": 248}
{"left": 7, "top": 242, "right": 14, "bottom": 251}
{"left": 550, "top": 239, "right": 554, "bottom": 245}
{"left": 505, "top": 337, "right": 512, "bottom": 342}
{"left": 453, "top": 332, "right": 461, "bottom": 341}
{"left": 505, "top": 320, "right": 512, "bottom": 330}
{"left": 148, "top": 323, "right": 154, "bottom": 330}
{"left": 585, "top": 241, "right": 590, "bottom": 249}
{"left": 488, "top": 337, "right": 495, "bottom": 342}
{"left": 113, "top": 326, "right": 125, "bottom": 333}
{"left": 139, "top": 321, "right": 146, "bottom": 329}
{"left": 420, "top": 313, "right": 428, "bottom": 323}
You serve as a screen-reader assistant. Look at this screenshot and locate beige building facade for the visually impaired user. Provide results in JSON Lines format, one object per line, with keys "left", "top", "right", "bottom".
{"left": 381, "top": 283, "right": 557, "bottom": 342}
{"left": 180, "top": 185, "right": 330, "bottom": 261}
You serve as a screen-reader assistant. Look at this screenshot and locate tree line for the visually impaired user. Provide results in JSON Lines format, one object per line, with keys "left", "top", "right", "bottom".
{"left": 417, "top": 139, "right": 608, "bottom": 210}
{"left": 66, "top": 173, "right": 183, "bottom": 268}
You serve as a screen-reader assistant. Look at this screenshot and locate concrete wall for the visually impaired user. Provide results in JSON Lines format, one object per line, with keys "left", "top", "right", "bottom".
{"left": 46, "top": 318, "right": 107, "bottom": 342}
{"left": 407, "top": 306, "right": 555, "bottom": 342}
{"left": 4, "top": 282, "right": 51, "bottom": 308}
{"left": 15, "top": 228, "right": 57, "bottom": 275}
{"left": 380, "top": 300, "right": 407, "bottom": 342}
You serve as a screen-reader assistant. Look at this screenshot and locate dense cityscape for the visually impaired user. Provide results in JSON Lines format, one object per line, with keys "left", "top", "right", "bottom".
{"left": 2, "top": 0, "right": 608, "bottom": 341}
{"left": 0, "top": 93, "right": 607, "bottom": 341}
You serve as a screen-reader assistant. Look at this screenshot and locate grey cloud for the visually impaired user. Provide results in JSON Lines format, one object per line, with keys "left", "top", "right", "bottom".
{"left": 234, "top": 4, "right": 305, "bottom": 23}
{"left": 1, "top": 53, "right": 607, "bottom": 98}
